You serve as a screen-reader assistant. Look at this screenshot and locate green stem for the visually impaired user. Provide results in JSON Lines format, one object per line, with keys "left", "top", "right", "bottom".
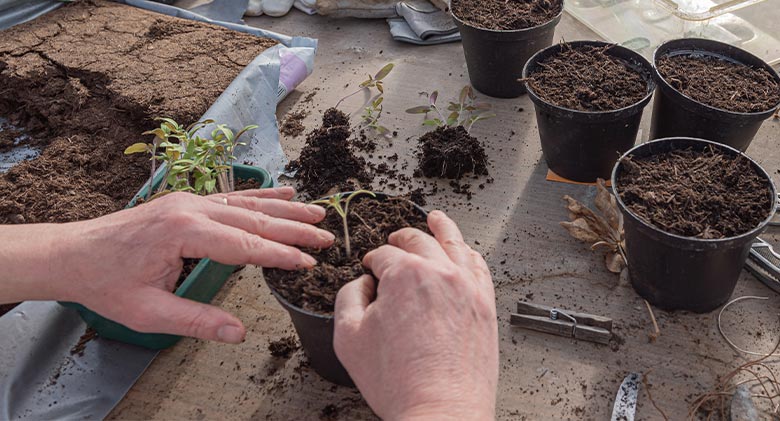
{"left": 343, "top": 215, "right": 351, "bottom": 258}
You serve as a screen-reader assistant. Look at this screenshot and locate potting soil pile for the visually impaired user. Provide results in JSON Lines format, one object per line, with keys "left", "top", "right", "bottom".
{"left": 451, "top": 0, "right": 563, "bottom": 30}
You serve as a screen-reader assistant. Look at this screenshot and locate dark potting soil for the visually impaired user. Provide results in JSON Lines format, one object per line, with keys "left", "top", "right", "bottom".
{"left": 656, "top": 54, "right": 780, "bottom": 113}
{"left": 617, "top": 146, "right": 773, "bottom": 239}
{"left": 526, "top": 44, "right": 648, "bottom": 111}
{"left": 268, "top": 335, "right": 300, "bottom": 358}
{"left": 451, "top": 0, "right": 562, "bottom": 31}
{"left": 280, "top": 111, "right": 307, "bottom": 138}
{"left": 0, "top": 0, "right": 275, "bottom": 224}
{"left": 264, "top": 196, "right": 428, "bottom": 314}
{"left": 70, "top": 327, "right": 98, "bottom": 357}
{"left": 285, "top": 108, "right": 373, "bottom": 199}
{"left": 416, "top": 125, "right": 489, "bottom": 179}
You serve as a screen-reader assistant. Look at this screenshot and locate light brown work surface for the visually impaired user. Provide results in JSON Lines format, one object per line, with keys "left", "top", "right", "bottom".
{"left": 110, "top": 8, "right": 780, "bottom": 420}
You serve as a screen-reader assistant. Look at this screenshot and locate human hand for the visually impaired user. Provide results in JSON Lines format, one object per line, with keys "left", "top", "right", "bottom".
{"left": 0, "top": 187, "right": 333, "bottom": 343}
{"left": 334, "top": 210, "right": 498, "bottom": 420}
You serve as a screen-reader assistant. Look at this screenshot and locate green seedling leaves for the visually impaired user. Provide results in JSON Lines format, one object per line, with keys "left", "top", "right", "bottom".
{"left": 124, "top": 142, "right": 152, "bottom": 155}
{"left": 406, "top": 85, "right": 495, "bottom": 133}
{"left": 311, "top": 190, "right": 377, "bottom": 257}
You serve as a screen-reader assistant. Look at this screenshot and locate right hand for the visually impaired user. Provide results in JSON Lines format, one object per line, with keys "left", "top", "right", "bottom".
{"left": 334, "top": 210, "right": 498, "bottom": 420}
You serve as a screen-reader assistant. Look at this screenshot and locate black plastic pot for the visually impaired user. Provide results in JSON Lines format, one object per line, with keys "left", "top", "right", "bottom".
{"left": 264, "top": 193, "right": 428, "bottom": 386}
{"left": 649, "top": 38, "right": 780, "bottom": 151}
{"left": 523, "top": 40, "right": 655, "bottom": 183}
{"left": 612, "top": 137, "right": 777, "bottom": 313}
{"left": 452, "top": 6, "right": 562, "bottom": 98}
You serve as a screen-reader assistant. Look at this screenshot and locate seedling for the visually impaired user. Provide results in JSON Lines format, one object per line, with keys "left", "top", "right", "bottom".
{"left": 125, "top": 117, "right": 257, "bottom": 199}
{"left": 406, "top": 85, "right": 495, "bottom": 133}
{"left": 334, "top": 63, "right": 394, "bottom": 109}
{"left": 359, "top": 95, "right": 391, "bottom": 138}
{"left": 311, "top": 190, "right": 377, "bottom": 258}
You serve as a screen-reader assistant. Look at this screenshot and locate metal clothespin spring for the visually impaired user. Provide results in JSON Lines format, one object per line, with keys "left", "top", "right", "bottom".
{"left": 550, "top": 308, "right": 578, "bottom": 337}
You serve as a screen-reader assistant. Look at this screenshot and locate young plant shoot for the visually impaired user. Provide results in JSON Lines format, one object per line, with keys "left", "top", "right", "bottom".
{"left": 310, "top": 190, "right": 377, "bottom": 258}
{"left": 124, "top": 118, "right": 257, "bottom": 199}
{"left": 334, "top": 63, "right": 395, "bottom": 138}
{"left": 406, "top": 85, "right": 495, "bottom": 133}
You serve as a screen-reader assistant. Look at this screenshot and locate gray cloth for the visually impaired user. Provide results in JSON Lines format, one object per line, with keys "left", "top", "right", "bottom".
{"left": 388, "top": 0, "right": 460, "bottom": 45}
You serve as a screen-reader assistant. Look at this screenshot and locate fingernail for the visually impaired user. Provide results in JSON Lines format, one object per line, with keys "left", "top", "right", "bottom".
{"left": 318, "top": 230, "right": 336, "bottom": 243}
{"left": 306, "top": 204, "right": 326, "bottom": 218}
{"left": 217, "top": 324, "right": 245, "bottom": 343}
{"left": 303, "top": 254, "right": 317, "bottom": 267}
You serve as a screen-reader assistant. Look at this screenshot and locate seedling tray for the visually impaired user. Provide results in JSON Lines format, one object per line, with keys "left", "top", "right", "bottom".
{"left": 60, "top": 164, "right": 273, "bottom": 350}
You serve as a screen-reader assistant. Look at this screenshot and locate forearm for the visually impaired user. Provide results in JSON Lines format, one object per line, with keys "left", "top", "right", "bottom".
{"left": 0, "top": 223, "right": 71, "bottom": 304}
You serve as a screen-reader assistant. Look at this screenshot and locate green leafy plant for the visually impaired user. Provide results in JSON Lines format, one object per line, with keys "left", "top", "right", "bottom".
{"left": 334, "top": 63, "right": 394, "bottom": 109}
{"left": 406, "top": 85, "right": 495, "bottom": 133}
{"left": 125, "top": 117, "right": 257, "bottom": 200}
{"left": 311, "top": 190, "right": 377, "bottom": 258}
{"left": 359, "top": 95, "right": 391, "bottom": 138}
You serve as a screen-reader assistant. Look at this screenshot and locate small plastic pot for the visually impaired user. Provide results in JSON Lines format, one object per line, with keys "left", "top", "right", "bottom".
{"left": 60, "top": 164, "right": 273, "bottom": 349}
{"left": 452, "top": 6, "right": 562, "bottom": 98}
{"left": 612, "top": 138, "right": 777, "bottom": 313}
{"left": 523, "top": 40, "right": 655, "bottom": 183}
{"left": 264, "top": 193, "right": 428, "bottom": 386}
{"left": 649, "top": 38, "right": 780, "bottom": 151}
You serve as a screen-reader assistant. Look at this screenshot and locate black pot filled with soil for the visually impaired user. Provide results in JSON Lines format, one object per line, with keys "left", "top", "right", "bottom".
{"left": 649, "top": 38, "right": 780, "bottom": 151}
{"left": 263, "top": 193, "right": 428, "bottom": 386}
{"left": 612, "top": 137, "right": 777, "bottom": 313}
{"left": 523, "top": 41, "right": 655, "bottom": 182}
{"left": 451, "top": 0, "right": 563, "bottom": 98}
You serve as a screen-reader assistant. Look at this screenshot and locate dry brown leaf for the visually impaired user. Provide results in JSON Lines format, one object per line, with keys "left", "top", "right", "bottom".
{"left": 594, "top": 178, "right": 623, "bottom": 235}
{"left": 563, "top": 195, "right": 612, "bottom": 239}
{"left": 560, "top": 219, "right": 601, "bottom": 244}
{"left": 605, "top": 252, "right": 626, "bottom": 273}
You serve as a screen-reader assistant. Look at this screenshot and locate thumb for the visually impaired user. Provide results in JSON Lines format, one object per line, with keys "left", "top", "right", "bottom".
{"left": 120, "top": 288, "right": 246, "bottom": 344}
{"left": 335, "top": 274, "right": 375, "bottom": 332}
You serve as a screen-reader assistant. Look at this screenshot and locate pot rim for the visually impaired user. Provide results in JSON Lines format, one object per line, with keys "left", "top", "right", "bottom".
{"left": 652, "top": 38, "right": 780, "bottom": 118}
{"left": 522, "top": 40, "right": 656, "bottom": 117}
{"left": 265, "top": 192, "right": 429, "bottom": 320}
{"left": 611, "top": 137, "right": 778, "bottom": 245}
{"left": 451, "top": 2, "right": 564, "bottom": 34}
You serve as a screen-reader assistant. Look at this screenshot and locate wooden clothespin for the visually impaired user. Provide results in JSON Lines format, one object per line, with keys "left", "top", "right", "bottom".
{"left": 510, "top": 301, "right": 613, "bottom": 345}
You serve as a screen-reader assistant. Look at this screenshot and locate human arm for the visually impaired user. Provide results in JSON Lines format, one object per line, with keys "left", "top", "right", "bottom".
{"left": 0, "top": 186, "right": 334, "bottom": 344}
{"left": 333, "top": 210, "right": 498, "bottom": 420}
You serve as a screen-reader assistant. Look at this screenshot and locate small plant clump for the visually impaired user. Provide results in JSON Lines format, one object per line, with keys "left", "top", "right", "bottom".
{"left": 407, "top": 86, "right": 494, "bottom": 179}
{"left": 125, "top": 117, "right": 257, "bottom": 199}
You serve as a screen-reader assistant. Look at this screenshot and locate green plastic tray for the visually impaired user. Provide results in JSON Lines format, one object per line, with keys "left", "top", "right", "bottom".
{"left": 60, "top": 164, "right": 273, "bottom": 349}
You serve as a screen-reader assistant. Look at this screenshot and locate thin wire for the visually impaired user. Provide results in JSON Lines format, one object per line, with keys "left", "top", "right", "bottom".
{"left": 718, "top": 295, "right": 780, "bottom": 357}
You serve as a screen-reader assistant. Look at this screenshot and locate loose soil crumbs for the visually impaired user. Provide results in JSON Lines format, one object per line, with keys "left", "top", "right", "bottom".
{"left": 285, "top": 108, "right": 373, "bottom": 199}
{"left": 451, "top": 0, "right": 562, "bottom": 31}
{"left": 416, "top": 125, "right": 489, "bottom": 179}
{"left": 70, "top": 327, "right": 98, "bottom": 357}
{"left": 657, "top": 54, "right": 780, "bottom": 113}
{"left": 264, "top": 197, "right": 427, "bottom": 314}
{"left": 280, "top": 111, "right": 307, "bottom": 137}
{"left": 526, "top": 44, "right": 649, "bottom": 111}
{"left": 268, "top": 335, "right": 300, "bottom": 358}
{"left": 617, "top": 146, "right": 773, "bottom": 239}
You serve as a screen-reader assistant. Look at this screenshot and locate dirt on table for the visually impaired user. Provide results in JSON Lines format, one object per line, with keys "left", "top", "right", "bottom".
{"left": 264, "top": 196, "right": 427, "bottom": 314}
{"left": 268, "top": 335, "right": 300, "bottom": 358}
{"left": 280, "top": 111, "right": 308, "bottom": 138}
{"left": 525, "top": 44, "right": 649, "bottom": 111}
{"left": 616, "top": 146, "right": 773, "bottom": 239}
{"left": 285, "top": 108, "right": 373, "bottom": 199}
{"left": 0, "top": 0, "right": 275, "bottom": 225}
{"left": 657, "top": 54, "right": 780, "bottom": 113}
{"left": 415, "top": 125, "right": 489, "bottom": 179}
{"left": 451, "top": 0, "right": 563, "bottom": 31}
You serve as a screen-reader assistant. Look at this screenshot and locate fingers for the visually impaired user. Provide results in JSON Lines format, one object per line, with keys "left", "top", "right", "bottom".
{"left": 181, "top": 220, "right": 317, "bottom": 270}
{"left": 204, "top": 201, "right": 334, "bottom": 249}
{"left": 335, "top": 274, "right": 376, "bottom": 328}
{"left": 121, "top": 288, "right": 246, "bottom": 343}
{"left": 211, "top": 196, "right": 326, "bottom": 224}
{"left": 363, "top": 245, "right": 409, "bottom": 281}
{"left": 427, "top": 210, "right": 472, "bottom": 267}
{"left": 387, "top": 228, "right": 450, "bottom": 262}
{"left": 216, "top": 186, "right": 296, "bottom": 201}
